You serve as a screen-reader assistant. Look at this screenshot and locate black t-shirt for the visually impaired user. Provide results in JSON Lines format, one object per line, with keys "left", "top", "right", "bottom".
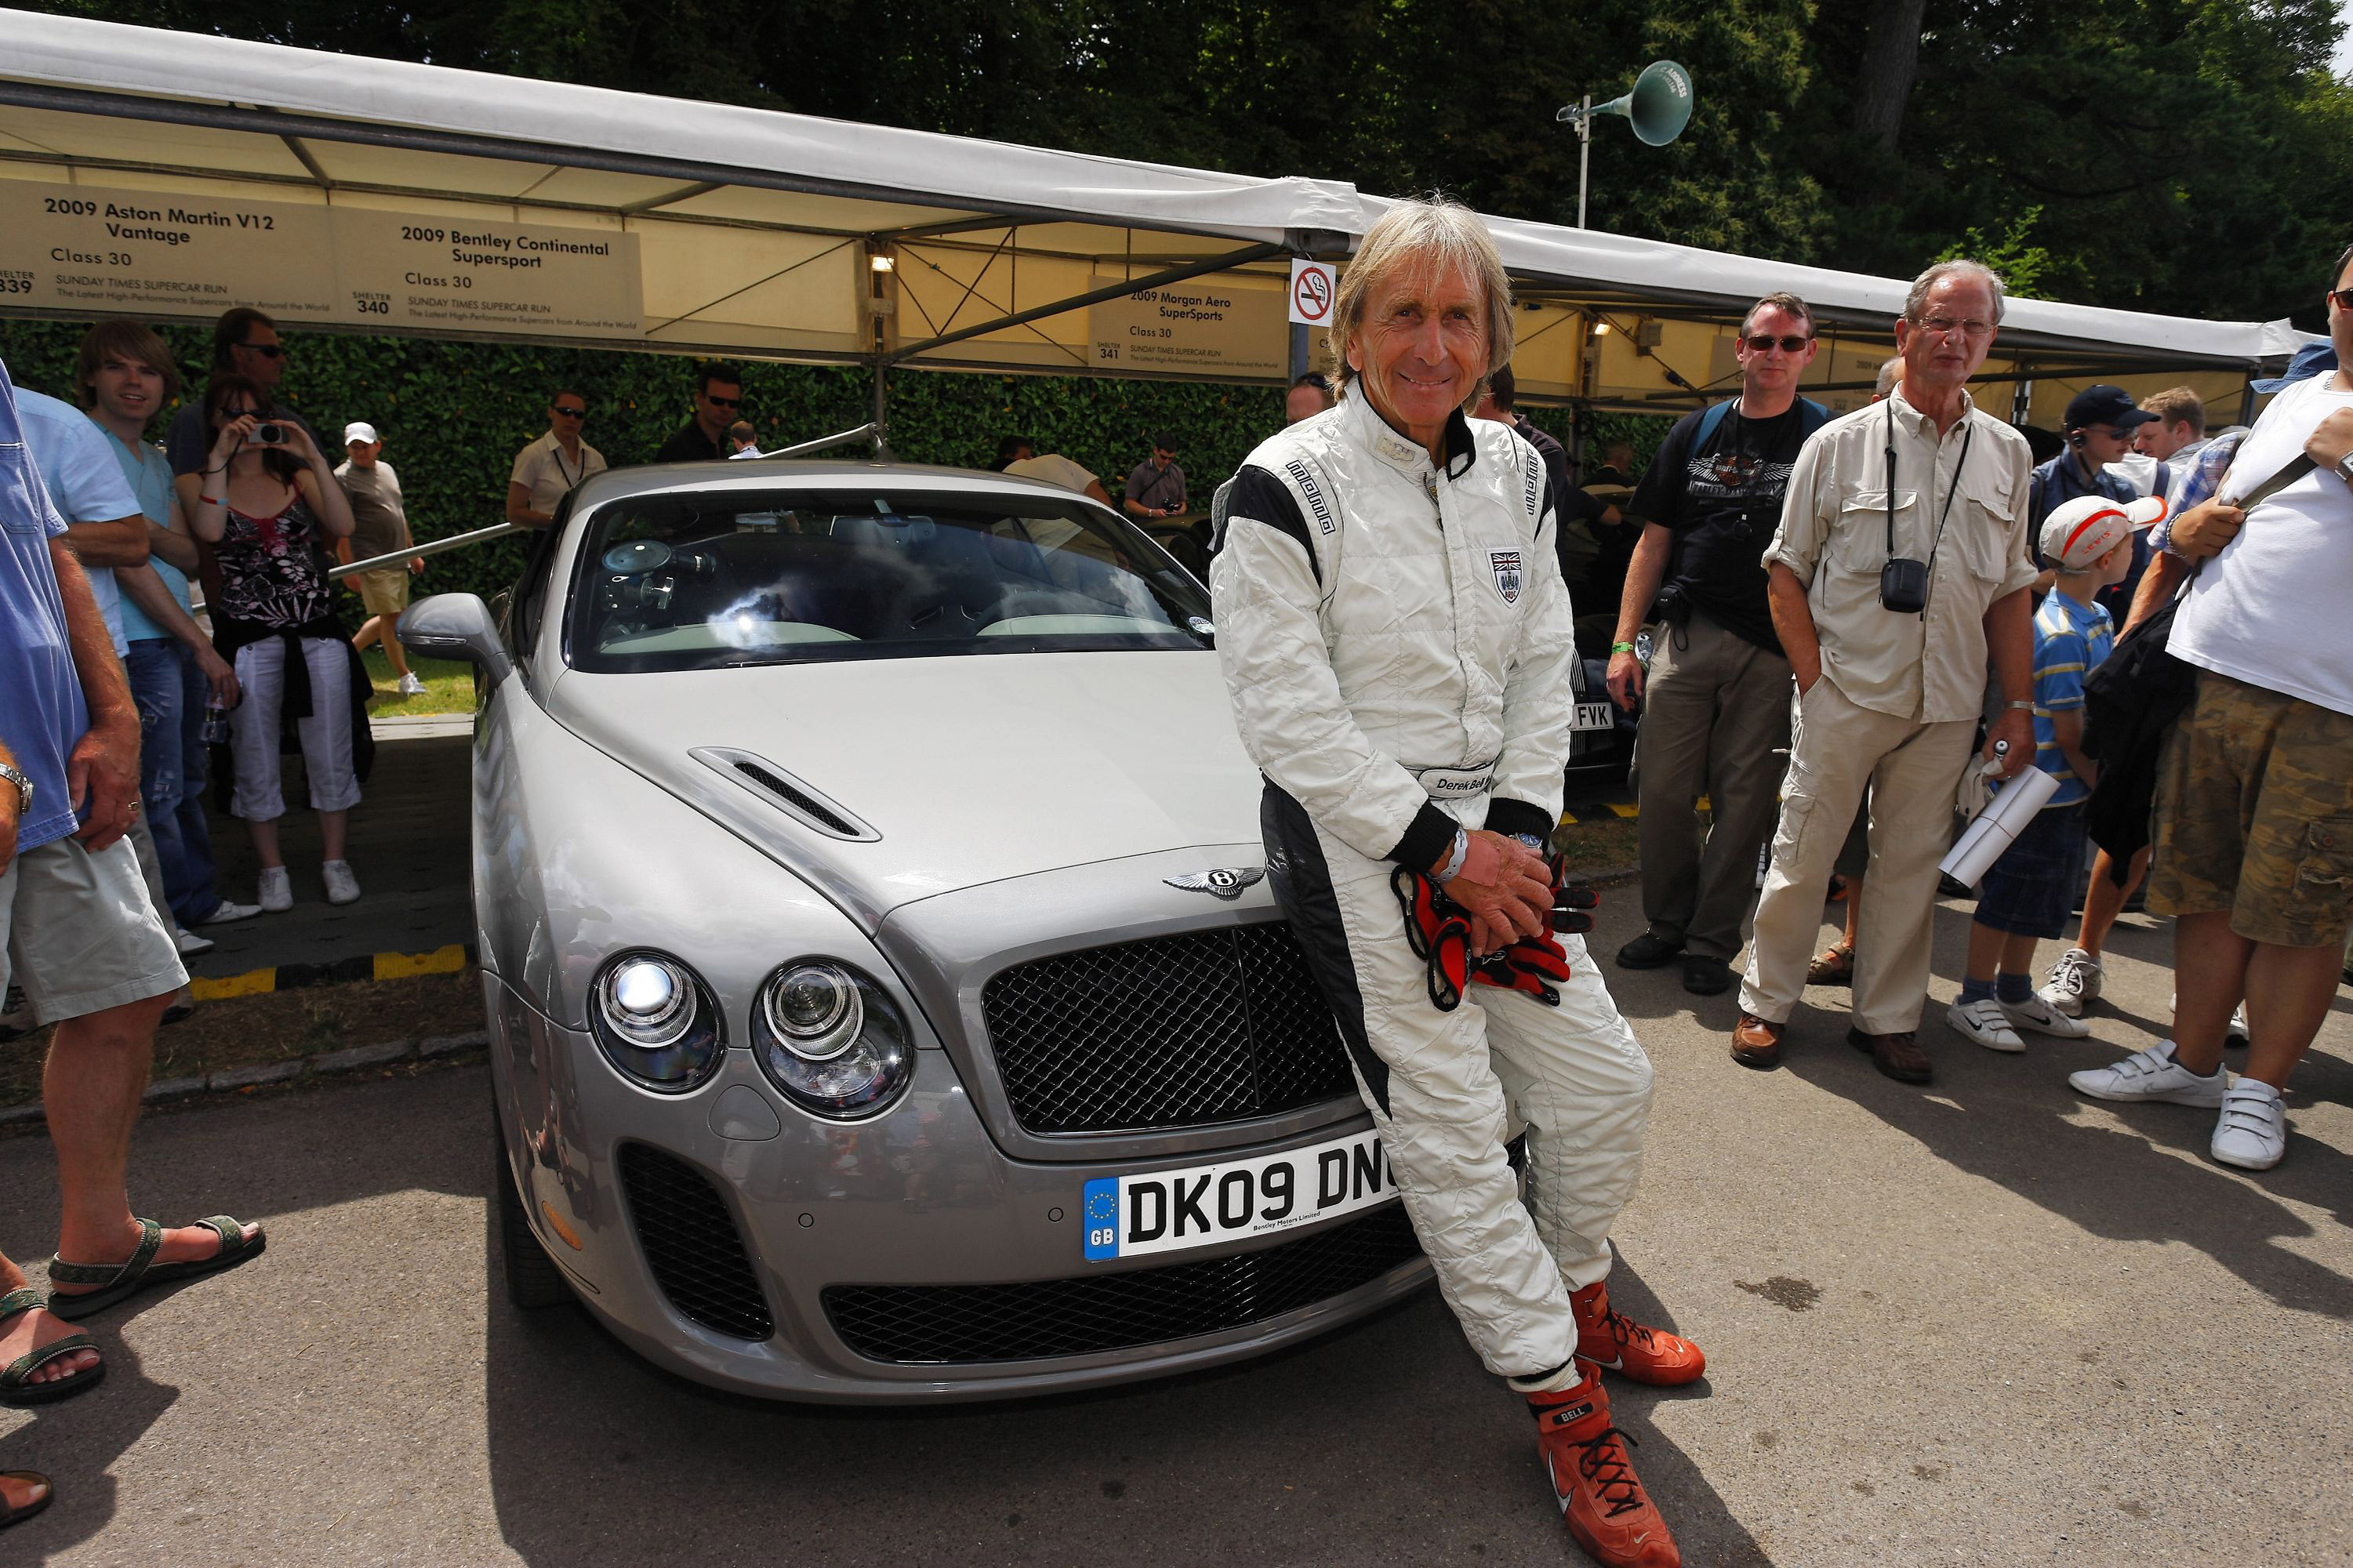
{"left": 654, "top": 419, "right": 724, "bottom": 464}
{"left": 1626, "top": 402, "right": 1811, "bottom": 654}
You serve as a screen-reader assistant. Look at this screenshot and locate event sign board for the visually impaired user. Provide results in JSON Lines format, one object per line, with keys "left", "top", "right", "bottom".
{"left": 0, "top": 182, "right": 341, "bottom": 323}
{"left": 0, "top": 180, "right": 644, "bottom": 339}
{"left": 1088, "top": 273, "right": 1286, "bottom": 378}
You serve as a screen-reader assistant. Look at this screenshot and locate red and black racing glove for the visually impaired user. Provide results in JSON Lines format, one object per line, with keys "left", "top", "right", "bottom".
{"left": 1391, "top": 864, "right": 1473, "bottom": 1012}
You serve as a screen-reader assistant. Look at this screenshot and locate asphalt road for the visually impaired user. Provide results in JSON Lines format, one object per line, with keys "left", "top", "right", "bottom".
{"left": 3, "top": 892, "right": 2348, "bottom": 1567}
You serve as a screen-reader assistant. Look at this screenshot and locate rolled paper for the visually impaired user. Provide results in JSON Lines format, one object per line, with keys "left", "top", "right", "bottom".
{"left": 1939, "top": 762, "right": 2061, "bottom": 887}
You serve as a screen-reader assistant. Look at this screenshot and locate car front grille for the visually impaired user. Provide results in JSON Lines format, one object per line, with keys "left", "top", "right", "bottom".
{"left": 822, "top": 1201, "right": 1422, "bottom": 1364}
{"left": 616, "top": 1142, "right": 775, "bottom": 1341}
{"left": 979, "top": 922, "right": 1356, "bottom": 1134}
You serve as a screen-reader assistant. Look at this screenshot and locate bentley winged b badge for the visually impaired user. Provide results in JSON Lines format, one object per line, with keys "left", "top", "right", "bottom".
{"left": 1164, "top": 867, "right": 1266, "bottom": 901}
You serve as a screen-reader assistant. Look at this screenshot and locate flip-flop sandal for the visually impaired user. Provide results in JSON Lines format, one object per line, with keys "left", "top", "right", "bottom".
{"left": 45, "top": 1216, "right": 266, "bottom": 1322}
{"left": 0, "top": 1290, "right": 103, "bottom": 1408}
{"left": 1, "top": 1472, "right": 54, "bottom": 1530}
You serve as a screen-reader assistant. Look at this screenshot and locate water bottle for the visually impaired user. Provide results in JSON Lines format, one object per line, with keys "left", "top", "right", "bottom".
{"left": 201, "top": 699, "right": 231, "bottom": 746}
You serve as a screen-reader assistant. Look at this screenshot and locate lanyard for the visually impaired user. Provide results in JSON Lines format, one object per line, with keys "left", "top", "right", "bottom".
{"left": 550, "top": 437, "right": 580, "bottom": 489}
{"left": 1883, "top": 398, "right": 1974, "bottom": 585}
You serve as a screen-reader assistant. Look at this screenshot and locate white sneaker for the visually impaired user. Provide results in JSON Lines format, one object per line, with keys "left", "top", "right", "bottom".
{"left": 0, "top": 984, "right": 31, "bottom": 1041}
{"left": 201, "top": 898, "right": 263, "bottom": 925}
{"left": 1947, "top": 996, "right": 2024, "bottom": 1053}
{"left": 2224, "top": 1004, "right": 2250, "bottom": 1048}
{"left": 2039, "top": 946, "right": 2102, "bottom": 1018}
{"left": 2068, "top": 1040, "right": 2228, "bottom": 1106}
{"left": 2001, "top": 991, "right": 2091, "bottom": 1039}
{"left": 2210, "top": 1079, "right": 2286, "bottom": 1170}
{"left": 172, "top": 926, "right": 216, "bottom": 957}
{"left": 257, "top": 866, "right": 292, "bottom": 913}
{"left": 397, "top": 671, "right": 426, "bottom": 696}
{"left": 321, "top": 859, "right": 361, "bottom": 906}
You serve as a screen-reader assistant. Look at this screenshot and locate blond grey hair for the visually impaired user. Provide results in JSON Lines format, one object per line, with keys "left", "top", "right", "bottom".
{"left": 1329, "top": 196, "right": 1515, "bottom": 403}
{"left": 1904, "top": 258, "right": 2007, "bottom": 325}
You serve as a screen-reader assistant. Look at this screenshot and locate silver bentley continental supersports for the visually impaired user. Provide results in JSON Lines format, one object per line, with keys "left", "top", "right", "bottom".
{"left": 399, "top": 460, "right": 1429, "bottom": 1402}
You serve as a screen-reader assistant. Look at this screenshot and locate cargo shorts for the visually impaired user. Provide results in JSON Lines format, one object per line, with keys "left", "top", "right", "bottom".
{"left": 2, "top": 834, "right": 186, "bottom": 1025}
{"left": 2148, "top": 671, "right": 2353, "bottom": 948}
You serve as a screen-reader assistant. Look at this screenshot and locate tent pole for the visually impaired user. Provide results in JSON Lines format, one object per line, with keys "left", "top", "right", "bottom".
{"left": 872, "top": 361, "right": 888, "bottom": 455}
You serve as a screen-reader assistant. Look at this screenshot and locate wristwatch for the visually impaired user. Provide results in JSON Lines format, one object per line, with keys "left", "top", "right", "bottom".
{"left": 2006, "top": 700, "right": 2035, "bottom": 711}
{"left": 0, "top": 760, "right": 31, "bottom": 818}
{"left": 2336, "top": 451, "right": 2353, "bottom": 486}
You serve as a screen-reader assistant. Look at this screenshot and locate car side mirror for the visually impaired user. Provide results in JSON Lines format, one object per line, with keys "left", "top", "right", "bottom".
{"left": 398, "top": 593, "right": 513, "bottom": 688}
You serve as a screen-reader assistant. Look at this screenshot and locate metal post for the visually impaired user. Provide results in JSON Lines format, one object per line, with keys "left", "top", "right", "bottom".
{"left": 1576, "top": 96, "right": 1592, "bottom": 229}
{"left": 2239, "top": 372, "right": 2259, "bottom": 428}
{"left": 872, "top": 361, "right": 888, "bottom": 456}
{"left": 1288, "top": 321, "right": 1312, "bottom": 383}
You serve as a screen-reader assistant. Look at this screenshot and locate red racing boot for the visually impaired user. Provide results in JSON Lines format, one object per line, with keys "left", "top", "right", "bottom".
{"left": 1571, "top": 1279, "right": 1706, "bottom": 1386}
{"left": 1527, "top": 1364, "right": 1681, "bottom": 1568}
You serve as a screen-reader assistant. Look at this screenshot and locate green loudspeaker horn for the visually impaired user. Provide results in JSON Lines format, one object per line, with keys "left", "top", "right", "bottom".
{"left": 1591, "top": 60, "right": 1694, "bottom": 147}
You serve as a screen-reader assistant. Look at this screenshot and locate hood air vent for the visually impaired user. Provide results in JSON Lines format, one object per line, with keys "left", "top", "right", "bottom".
{"left": 691, "top": 748, "right": 881, "bottom": 841}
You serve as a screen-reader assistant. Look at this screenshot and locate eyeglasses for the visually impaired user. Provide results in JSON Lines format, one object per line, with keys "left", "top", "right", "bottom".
{"left": 2330, "top": 289, "right": 2353, "bottom": 313}
{"left": 551, "top": 405, "right": 587, "bottom": 419}
{"left": 704, "top": 394, "right": 743, "bottom": 410}
{"left": 1743, "top": 334, "right": 1812, "bottom": 354}
{"left": 236, "top": 342, "right": 286, "bottom": 359}
{"left": 1912, "top": 316, "right": 1996, "bottom": 340}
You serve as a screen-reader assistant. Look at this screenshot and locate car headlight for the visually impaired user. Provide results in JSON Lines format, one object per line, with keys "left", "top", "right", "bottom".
{"left": 753, "top": 960, "right": 913, "bottom": 1118}
{"left": 590, "top": 951, "right": 723, "bottom": 1093}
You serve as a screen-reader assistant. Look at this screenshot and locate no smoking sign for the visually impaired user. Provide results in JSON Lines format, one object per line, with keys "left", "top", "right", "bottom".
{"left": 1288, "top": 259, "right": 1336, "bottom": 326}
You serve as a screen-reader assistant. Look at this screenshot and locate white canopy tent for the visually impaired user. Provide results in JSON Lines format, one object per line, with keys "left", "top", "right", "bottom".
{"left": 0, "top": 10, "right": 2307, "bottom": 428}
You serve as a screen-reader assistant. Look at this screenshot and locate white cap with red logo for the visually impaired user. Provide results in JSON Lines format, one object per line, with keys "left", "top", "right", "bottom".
{"left": 2039, "top": 493, "right": 2164, "bottom": 571}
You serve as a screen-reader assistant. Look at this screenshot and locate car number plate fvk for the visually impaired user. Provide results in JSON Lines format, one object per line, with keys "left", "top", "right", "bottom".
{"left": 1574, "top": 700, "right": 1614, "bottom": 733}
{"left": 1081, "top": 1129, "right": 1396, "bottom": 1262}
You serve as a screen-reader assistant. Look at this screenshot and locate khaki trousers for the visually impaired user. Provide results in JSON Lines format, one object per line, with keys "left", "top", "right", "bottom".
{"left": 1634, "top": 614, "right": 1793, "bottom": 961}
{"left": 1740, "top": 677, "right": 1977, "bottom": 1034}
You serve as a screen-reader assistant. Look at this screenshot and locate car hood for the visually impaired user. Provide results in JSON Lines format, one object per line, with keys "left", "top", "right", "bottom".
{"left": 545, "top": 651, "right": 1264, "bottom": 925}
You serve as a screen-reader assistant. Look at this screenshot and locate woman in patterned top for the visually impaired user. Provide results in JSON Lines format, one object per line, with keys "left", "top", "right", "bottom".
{"left": 187, "top": 375, "right": 366, "bottom": 913}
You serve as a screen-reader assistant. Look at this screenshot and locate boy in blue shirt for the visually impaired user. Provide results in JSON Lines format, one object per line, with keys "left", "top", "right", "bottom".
{"left": 1947, "top": 495, "right": 2153, "bottom": 1052}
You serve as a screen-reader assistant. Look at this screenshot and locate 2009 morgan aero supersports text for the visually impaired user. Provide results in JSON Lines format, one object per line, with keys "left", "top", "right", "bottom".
{"left": 401, "top": 459, "right": 1433, "bottom": 1401}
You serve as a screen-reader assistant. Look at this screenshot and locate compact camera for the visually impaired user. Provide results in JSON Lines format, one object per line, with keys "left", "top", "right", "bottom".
{"left": 1879, "top": 556, "right": 1930, "bottom": 614}
{"left": 254, "top": 422, "right": 287, "bottom": 445}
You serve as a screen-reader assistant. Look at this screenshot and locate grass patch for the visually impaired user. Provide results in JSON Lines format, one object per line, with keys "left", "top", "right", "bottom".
{"left": 1552, "top": 815, "right": 1639, "bottom": 878}
{"left": 360, "top": 648, "right": 477, "bottom": 716}
{"left": 0, "top": 968, "right": 485, "bottom": 1107}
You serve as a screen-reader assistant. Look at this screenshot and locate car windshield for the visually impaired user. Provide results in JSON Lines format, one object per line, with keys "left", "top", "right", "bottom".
{"left": 565, "top": 485, "right": 1215, "bottom": 673}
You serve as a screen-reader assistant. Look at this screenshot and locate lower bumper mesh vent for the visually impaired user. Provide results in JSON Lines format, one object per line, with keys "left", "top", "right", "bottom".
{"left": 617, "top": 1142, "right": 775, "bottom": 1341}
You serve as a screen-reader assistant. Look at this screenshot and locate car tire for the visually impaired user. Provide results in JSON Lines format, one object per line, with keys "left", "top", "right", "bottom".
{"left": 492, "top": 1110, "right": 575, "bottom": 1311}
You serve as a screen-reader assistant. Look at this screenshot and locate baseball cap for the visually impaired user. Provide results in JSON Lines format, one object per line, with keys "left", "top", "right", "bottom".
{"left": 2250, "top": 339, "right": 2338, "bottom": 394}
{"left": 2039, "top": 493, "right": 2165, "bottom": 570}
{"left": 343, "top": 421, "right": 379, "bottom": 445}
{"left": 2063, "top": 385, "right": 2157, "bottom": 432}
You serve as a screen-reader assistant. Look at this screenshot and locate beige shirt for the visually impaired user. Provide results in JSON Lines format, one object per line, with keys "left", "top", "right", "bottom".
{"left": 510, "top": 430, "right": 607, "bottom": 517}
{"left": 1763, "top": 387, "right": 2036, "bottom": 723}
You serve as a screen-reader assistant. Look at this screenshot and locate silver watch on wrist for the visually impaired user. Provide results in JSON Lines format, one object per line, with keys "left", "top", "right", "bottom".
{"left": 1432, "top": 827, "right": 1470, "bottom": 884}
{"left": 0, "top": 760, "right": 31, "bottom": 818}
{"left": 2336, "top": 451, "right": 2353, "bottom": 486}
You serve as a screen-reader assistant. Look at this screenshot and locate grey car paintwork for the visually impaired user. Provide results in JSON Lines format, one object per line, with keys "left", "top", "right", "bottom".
{"left": 427, "top": 459, "right": 1431, "bottom": 1403}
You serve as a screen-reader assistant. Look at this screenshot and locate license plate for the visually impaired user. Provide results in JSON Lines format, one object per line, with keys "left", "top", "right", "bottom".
{"left": 1574, "top": 700, "right": 1614, "bottom": 732}
{"left": 1081, "top": 1128, "right": 1394, "bottom": 1262}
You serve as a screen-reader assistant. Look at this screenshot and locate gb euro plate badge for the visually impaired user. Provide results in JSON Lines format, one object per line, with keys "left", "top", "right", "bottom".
{"left": 1082, "top": 1128, "right": 1395, "bottom": 1261}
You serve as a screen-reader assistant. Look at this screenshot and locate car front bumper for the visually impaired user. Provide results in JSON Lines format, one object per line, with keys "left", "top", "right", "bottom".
{"left": 486, "top": 973, "right": 1431, "bottom": 1403}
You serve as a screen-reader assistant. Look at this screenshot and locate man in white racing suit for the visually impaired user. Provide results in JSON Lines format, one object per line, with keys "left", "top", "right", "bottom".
{"left": 1210, "top": 198, "right": 1700, "bottom": 1568}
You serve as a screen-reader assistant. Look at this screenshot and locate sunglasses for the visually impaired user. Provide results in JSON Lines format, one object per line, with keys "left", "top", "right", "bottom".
{"left": 2331, "top": 289, "right": 2353, "bottom": 312}
{"left": 704, "top": 394, "right": 743, "bottom": 410}
{"left": 236, "top": 342, "right": 287, "bottom": 359}
{"left": 1743, "top": 334, "right": 1812, "bottom": 354}
{"left": 551, "top": 405, "right": 588, "bottom": 419}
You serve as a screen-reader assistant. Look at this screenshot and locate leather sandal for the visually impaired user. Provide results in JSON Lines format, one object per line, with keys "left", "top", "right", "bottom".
{"left": 0, "top": 1289, "right": 102, "bottom": 1407}
{"left": 1, "top": 1472, "right": 54, "bottom": 1530}
{"left": 47, "top": 1216, "right": 265, "bottom": 1322}
{"left": 1805, "top": 942, "right": 1855, "bottom": 986}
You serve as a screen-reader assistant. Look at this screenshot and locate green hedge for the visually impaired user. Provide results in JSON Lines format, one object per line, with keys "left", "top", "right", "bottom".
{"left": 0, "top": 320, "right": 1667, "bottom": 605}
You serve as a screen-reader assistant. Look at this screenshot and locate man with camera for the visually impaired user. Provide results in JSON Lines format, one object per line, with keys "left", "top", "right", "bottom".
{"left": 1731, "top": 260, "right": 2038, "bottom": 1083}
{"left": 1605, "top": 292, "right": 1829, "bottom": 996}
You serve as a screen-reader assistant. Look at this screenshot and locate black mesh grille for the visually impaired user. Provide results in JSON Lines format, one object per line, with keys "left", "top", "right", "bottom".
{"left": 823, "top": 1202, "right": 1422, "bottom": 1364}
{"left": 616, "top": 1143, "right": 775, "bottom": 1341}
{"left": 733, "top": 759, "right": 858, "bottom": 836}
{"left": 981, "top": 923, "right": 1355, "bottom": 1134}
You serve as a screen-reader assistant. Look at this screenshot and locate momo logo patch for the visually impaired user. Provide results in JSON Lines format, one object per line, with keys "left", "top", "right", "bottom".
{"left": 1490, "top": 550, "right": 1523, "bottom": 604}
{"left": 1284, "top": 459, "right": 1336, "bottom": 535}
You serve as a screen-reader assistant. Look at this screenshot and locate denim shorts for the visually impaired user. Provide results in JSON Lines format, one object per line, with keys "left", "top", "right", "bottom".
{"left": 1974, "top": 799, "right": 2088, "bottom": 939}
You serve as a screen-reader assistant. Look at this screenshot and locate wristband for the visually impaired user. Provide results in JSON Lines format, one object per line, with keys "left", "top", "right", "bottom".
{"left": 1433, "top": 827, "right": 1470, "bottom": 884}
{"left": 1610, "top": 641, "right": 1636, "bottom": 654}
{"left": 2006, "top": 700, "right": 2033, "bottom": 711}
{"left": 198, "top": 494, "right": 223, "bottom": 507}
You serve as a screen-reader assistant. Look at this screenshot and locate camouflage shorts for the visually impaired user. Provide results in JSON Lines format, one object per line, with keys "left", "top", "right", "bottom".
{"left": 2148, "top": 672, "right": 2353, "bottom": 948}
